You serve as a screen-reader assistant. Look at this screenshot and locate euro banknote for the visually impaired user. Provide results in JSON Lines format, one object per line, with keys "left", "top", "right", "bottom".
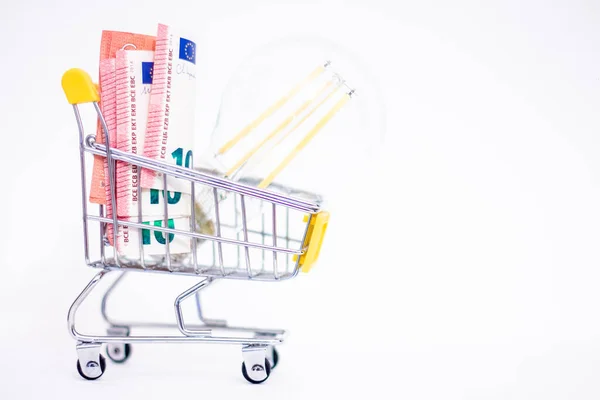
{"left": 116, "top": 216, "right": 192, "bottom": 261}
{"left": 89, "top": 30, "right": 156, "bottom": 204}
{"left": 114, "top": 49, "right": 192, "bottom": 219}
{"left": 141, "top": 24, "right": 196, "bottom": 196}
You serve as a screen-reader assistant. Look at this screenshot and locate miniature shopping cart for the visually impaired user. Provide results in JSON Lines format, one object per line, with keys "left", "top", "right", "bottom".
{"left": 61, "top": 69, "right": 332, "bottom": 384}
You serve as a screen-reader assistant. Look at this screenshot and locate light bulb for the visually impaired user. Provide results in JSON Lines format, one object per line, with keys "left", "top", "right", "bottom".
{"left": 203, "top": 35, "right": 385, "bottom": 197}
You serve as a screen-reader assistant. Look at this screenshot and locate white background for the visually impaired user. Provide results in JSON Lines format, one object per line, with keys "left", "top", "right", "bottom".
{"left": 1, "top": 0, "right": 600, "bottom": 399}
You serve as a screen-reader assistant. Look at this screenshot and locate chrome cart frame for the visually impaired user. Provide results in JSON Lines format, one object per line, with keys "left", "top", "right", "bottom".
{"left": 62, "top": 69, "right": 329, "bottom": 384}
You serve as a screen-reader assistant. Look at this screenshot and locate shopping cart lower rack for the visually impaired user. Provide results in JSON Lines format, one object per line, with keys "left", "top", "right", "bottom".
{"left": 61, "top": 69, "right": 330, "bottom": 384}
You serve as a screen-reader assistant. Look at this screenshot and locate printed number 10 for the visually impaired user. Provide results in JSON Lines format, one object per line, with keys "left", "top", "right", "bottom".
{"left": 150, "top": 148, "right": 192, "bottom": 205}
{"left": 142, "top": 219, "right": 174, "bottom": 245}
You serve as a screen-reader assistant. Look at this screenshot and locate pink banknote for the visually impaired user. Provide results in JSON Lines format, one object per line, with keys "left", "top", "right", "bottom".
{"left": 88, "top": 31, "right": 156, "bottom": 205}
{"left": 114, "top": 49, "right": 191, "bottom": 220}
{"left": 114, "top": 49, "right": 154, "bottom": 218}
{"left": 141, "top": 23, "right": 196, "bottom": 196}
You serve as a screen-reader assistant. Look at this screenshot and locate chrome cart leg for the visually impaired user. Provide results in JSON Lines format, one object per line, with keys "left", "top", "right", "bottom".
{"left": 69, "top": 270, "right": 110, "bottom": 380}
{"left": 105, "top": 326, "right": 131, "bottom": 363}
{"left": 76, "top": 342, "right": 106, "bottom": 380}
{"left": 68, "top": 270, "right": 111, "bottom": 342}
{"left": 174, "top": 278, "right": 213, "bottom": 336}
{"left": 194, "top": 283, "right": 227, "bottom": 327}
{"left": 100, "top": 271, "right": 128, "bottom": 327}
{"left": 241, "top": 344, "right": 271, "bottom": 384}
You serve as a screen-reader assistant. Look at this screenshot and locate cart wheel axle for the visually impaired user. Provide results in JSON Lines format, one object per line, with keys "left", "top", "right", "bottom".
{"left": 242, "top": 359, "right": 272, "bottom": 384}
{"left": 106, "top": 343, "right": 131, "bottom": 363}
{"left": 76, "top": 354, "right": 106, "bottom": 380}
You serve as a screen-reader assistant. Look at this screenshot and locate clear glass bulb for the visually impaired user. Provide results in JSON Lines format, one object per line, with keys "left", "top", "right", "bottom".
{"left": 203, "top": 35, "right": 385, "bottom": 197}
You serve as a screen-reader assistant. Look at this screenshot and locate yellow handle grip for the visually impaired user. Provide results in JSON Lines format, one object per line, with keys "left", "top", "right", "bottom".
{"left": 61, "top": 68, "right": 100, "bottom": 105}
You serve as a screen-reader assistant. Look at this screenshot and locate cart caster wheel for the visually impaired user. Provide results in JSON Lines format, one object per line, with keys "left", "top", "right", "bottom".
{"left": 270, "top": 347, "right": 279, "bottom": 369}
{"left": 106, "top": 343, "right": 131, "bottom": 363}
{"left": 242, "top": 359, "right": 271, "bottom": 384}
{"left": 76, "top": 354, "right": 106, "bottom": 380}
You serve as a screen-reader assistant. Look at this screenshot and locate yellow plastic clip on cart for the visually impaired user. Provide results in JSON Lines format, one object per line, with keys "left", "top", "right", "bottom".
{"left": 294, "top": 212, "right": 330, "bottom": 273}
{"left": 61, "top": 67, "right": 339, "bottom": 384}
